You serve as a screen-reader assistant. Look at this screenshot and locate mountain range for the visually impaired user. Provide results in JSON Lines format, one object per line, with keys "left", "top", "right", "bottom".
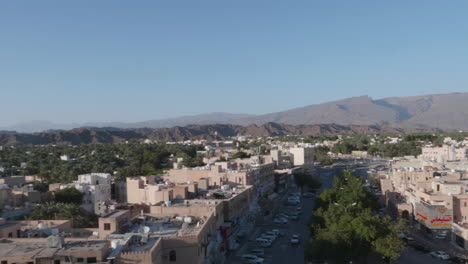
{"left": 0, "top": 123, "right": 441, "bottom": 146}
{"left": 2, "top": 92, "right": 468, "bottom": 133}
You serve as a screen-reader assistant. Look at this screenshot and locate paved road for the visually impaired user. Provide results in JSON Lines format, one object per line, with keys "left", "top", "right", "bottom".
{"left": 393, "top": 248, "right": 449, "bottom": 264}
{"left": 227, "top": 158, "right": 446, "bottom": 264}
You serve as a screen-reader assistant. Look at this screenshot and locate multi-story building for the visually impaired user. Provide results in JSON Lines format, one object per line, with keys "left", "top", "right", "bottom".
{"left": 289, "top": 147, "right": 314, "bottom": 167}
{"left": 269, "top": 149, "right": 292, "bottom": 169}
{"left": 74, "top": 173, "right": 112, "bottom": 215}
{"left": 382, "top": 158, "right": 468, "bottom": 250}
{"left": 165, "top": 155, "right": 275, "bottom": 196}
{"left": 421, "top": 145, "right": 468, "bottom": 162}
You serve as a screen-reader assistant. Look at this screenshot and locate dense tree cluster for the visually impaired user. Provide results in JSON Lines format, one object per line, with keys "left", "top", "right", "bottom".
{"left": 313, "top": 146, "right": 333, "bottom": 165}
{"left": 306, "top": 171, "right": 406, "bottom": 263}
{"left": 54, "top": 187, "right": 84, "bottom": 204}
{"left": 293, "top": 172, "right": 322, "bottom": 191}
{"left": 0, "top": 143, "right": 204, "bottom": 183}
{"left": 29, "top": 202, "right": 98, "bottom": 228}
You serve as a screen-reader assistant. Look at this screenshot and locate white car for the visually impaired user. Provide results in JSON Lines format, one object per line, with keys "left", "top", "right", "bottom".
{"left": 273, "top": 218, "right": 288, "bottom": 224}
{"left": 271, "top": 229, "right": 285, "bottom": 237}
{"left": 242, "top": 254, "right": 264, "bottom": 263}
{"left": 430, "top": 251, "right": 450, "bottom": 260}
{"left": 255, "top": 238, "right": 272, "bottom": 247}
{"left": 249, "top": 248, "right": 265, "bottom": 257}
{"left": 290, "top": 234, "right": 300, "bottom": 245}
{"left": 261, "top": 234, "right": 276, "bottom": 241}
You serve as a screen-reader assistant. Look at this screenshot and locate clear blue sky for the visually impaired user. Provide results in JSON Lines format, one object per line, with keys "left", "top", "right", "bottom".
{"left": 1, "top": 0, "right": 467, "bottom": 126}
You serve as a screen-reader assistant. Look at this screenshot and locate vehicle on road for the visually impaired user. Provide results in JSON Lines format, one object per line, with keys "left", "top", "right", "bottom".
{"left": 271, "top": 229, "right": 285, "bottom": 237}
{"left": 273, "top": 218, "right": 288, "bottom": 224}
{"left": 430, "top": 251, "right": 450, "bottom": 260}
{"left": 290, "top": 234, "right": 300, "bottom": 245}
{"left": 403, "top": 236, "right": 415, "bottom": 244}
{"left": 261, "top": 233, "right": 277, "bottom": 241}
{"left": 296, "top": 206, "right": 303, "bottom": 214}
{"left": 303, "top": 192, "right": 315, "bottom": 197}
{"left": 242, "top": 254, "right": 265, "bottom": 263}
{"left": 255, "top": 238, "right": 272, "bottom": 247}
{"left": 248, "top": 248, "right": 265, "bottom": 257}
{"left": 291, "top": 215, "right": 299, "bottom": 221}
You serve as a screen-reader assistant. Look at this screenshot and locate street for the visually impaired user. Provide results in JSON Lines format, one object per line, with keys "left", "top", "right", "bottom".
{"left": 227, "top": 158, "right": 456, "bottom": 264}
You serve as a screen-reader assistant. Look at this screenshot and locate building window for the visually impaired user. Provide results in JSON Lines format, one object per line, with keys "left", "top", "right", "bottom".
{"left": 77, "top": 258, "right": 84, "bottom": 263}
{"left": 54, "top": 261, "right": 61, "bottom": 264}
{"left": 1, "top": 261, "right": 7, "bottom": 264}
{"left": 169, "top": 250, "right": 177, "bottom": 262}
{"left": 465, "top": 202, "right": 467, "bottom": 207}
{"left": 87, "top": 258, "right": 97, "bottom": 263}
{"left": 104, "top": 223, "right": 111, "bottom": 230}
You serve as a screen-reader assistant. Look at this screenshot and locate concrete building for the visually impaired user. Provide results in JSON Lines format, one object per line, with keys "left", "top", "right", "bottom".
{"left": 422, "top": 145, "right": 468, "bottom": 162}
{"left": 74, "top": 173, "right": 112, "bottom": 215}
{"left": 165, "top": 156, "right": 275, "bottom": 196}
{"left": 0, "top": 237, "right": 110, "bottom": 264}
{"left": 269, "top": 149, "right": 292, "bottom": 169}
{"left": 382, "top": 159, "right": 468, "bottom": 250}
{"left": 289, "top": 147, "right": 314, "bottom": 167}
{"left": 0, "top": 176, "right": 26, "bottom": 187}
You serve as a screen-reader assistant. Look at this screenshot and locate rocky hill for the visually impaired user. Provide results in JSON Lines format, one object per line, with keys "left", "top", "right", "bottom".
{"left": 0, "top": 123, "right": 441, "bottom": 146}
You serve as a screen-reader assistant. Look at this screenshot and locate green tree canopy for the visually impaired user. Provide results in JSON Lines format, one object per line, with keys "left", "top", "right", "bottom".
{"left": 29, "top": 202, "right": 98, "bottom": 228}
{"left": 232, "top": 151, "right": 250, "bottom": 159}
{"left": 54, "top": 187, "right": 84, "bottom": 204}
{"left": 307, "top": 171, "right": 405, "bottom": 263}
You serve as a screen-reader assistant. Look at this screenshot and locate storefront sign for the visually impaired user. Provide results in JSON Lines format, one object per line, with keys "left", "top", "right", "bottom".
{"left": 415, "top": 201, "right": 452, "bottom": 229}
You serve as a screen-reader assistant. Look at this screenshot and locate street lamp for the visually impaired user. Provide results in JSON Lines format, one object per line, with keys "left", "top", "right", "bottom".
{"left": 334, "top": 202, "right": 357, "bottom": 213}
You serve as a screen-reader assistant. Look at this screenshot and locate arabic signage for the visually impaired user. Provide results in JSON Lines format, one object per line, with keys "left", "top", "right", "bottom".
{"left": 415, "top": 201, "right": 452, "bottom": 229}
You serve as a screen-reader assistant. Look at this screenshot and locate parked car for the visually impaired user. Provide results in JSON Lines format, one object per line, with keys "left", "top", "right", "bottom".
{"left": 430, "top": 251, "right": 450, "bottom": 260}
{"left": 435, "top": 234, "right": 447, "bottom": 239}
{"left": 303, "top": 192, "right": 315, "bottom": 197}
{"left": 261, "top": 233, "right": 277, "bottom": 241}
{"left": 255, "top": 238, "right": 272, "bottom": 248}
{"left": 296, "top": 207, "right": 303, "bottom": 214}
{"left": 242, "top": 254, "right": 265, "bottom": 263}
{"left": 291, "top": 215, "right": 299, "bottom": 221}
{"left": 273, "top": 218, "right": 288, "bottom": 224}
{"left": 290, "top": 234, "right": 300, "bottom": 245}
{"left": 271, "top": 229, "right": 285, "bottom": 237}
{"left": 248, "top": 248, "right": 265, "bottom": 257}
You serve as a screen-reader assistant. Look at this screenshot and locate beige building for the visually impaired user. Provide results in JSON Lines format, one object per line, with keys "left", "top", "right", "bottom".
{"left": 0, "top": 237, "right": 110, "bottom": 264}
{"left": 382, "top": 159, "right": 468, "bottom": 250}
{"left": 422, "top": 145, "right": 468, "bottom": 162}
{"left": 289, "top": 147, "right": 314, "bottom": 167}
{"left": 165, "top": 156, "right": 274, "bottom": 196}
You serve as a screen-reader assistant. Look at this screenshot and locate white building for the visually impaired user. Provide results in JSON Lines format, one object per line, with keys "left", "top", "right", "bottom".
{"left": 74, "top": 173, "right": 111, "bottom": 215}
{"left": 289, "top": 147, "right": 314, "bottom": 167}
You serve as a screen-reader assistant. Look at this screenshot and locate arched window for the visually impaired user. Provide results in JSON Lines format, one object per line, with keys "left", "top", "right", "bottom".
{"left": 169, "top": 250, "right": 176, "bottom": 262}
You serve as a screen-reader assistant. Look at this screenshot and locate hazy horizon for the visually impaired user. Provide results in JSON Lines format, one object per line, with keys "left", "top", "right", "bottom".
{"left": 1, "top": 1, "right": 468, "bottom": 126}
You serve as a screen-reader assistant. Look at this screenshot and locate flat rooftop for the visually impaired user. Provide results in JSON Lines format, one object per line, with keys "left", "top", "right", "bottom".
{"left": 0, "top": 240, "right": 108, "bottom": 258}
{"left": 102, "top": 210, "right": 127, "bottom": 218}
{"left": 129, "top": 216, "right": 203, "bottom": 237}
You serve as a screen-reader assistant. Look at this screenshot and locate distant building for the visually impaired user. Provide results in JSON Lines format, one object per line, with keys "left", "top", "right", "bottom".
{"left": 289, "top": 147, "right": 314, "bottom": 167}
{"left": 421, "top": 145, "right": 468, "bottom": 162}
{"left": 74, "top": 173, "right": 111, "bottom": 215}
